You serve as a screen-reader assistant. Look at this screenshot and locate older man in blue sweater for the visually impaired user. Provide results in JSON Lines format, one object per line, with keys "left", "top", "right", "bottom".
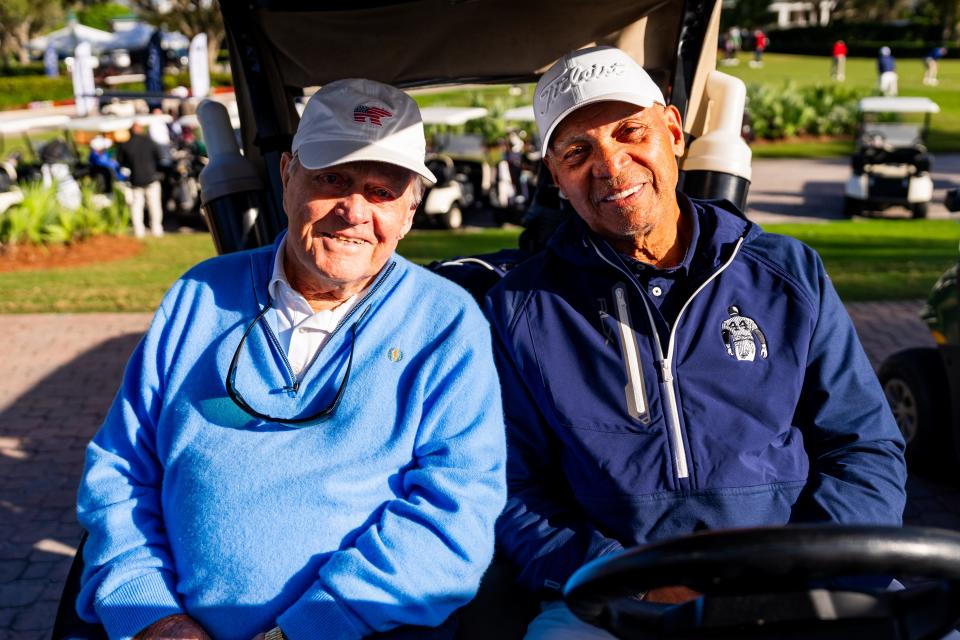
{"left": 76, "top": 79, "right": 506, "bottom": 640}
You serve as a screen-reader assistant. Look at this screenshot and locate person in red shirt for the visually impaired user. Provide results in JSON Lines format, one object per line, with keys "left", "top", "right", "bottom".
{"left": 832, "top": 40, "right": 847, "bottom": 80}
{"left": 751, "top": 29, "right": 767, "bottom": 67}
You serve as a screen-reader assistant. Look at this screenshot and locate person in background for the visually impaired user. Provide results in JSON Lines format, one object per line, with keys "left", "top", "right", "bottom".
{"left": 117, "top": 121, "right": 164, "bottom": 238}
{"left": 924, "top": 46, "right": 947, "bottom": 86}
{"left": 831, "top": 39, "right": 847, "bottom": 81}
{"left": 878, "top": 46, "right": 898, "bottom": 96}
{"left": 75, "top": 78, "right": 505, "bottom": 640}
{"left": 750, "top": 28, "right": 767, "bottom": 67}
{"left": 87, "top": 136, "right": 125, "bottom": 193}
{"left": 485, "top": 45, "right": 906, "bottom": 638}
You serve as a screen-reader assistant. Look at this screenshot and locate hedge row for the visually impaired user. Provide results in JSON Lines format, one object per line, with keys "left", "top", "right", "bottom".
{"left": 0, "top": 76, "right": 75, "bottom": 109}
{"left": 0, "top": 72, "right": 233, "bottom": 110}
{"left": 767, "top": 21, "right": 950, "bottom": 58}
{"left": 746, "top": 81, "right": 867, "bottom": 140}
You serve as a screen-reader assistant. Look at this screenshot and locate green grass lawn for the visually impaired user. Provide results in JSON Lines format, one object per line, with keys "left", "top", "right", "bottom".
{"left": 724, "top": 53, "right": 960, "bottom": 156}
{"left": 1, "top": 219, "right": 957, "bottom": 313}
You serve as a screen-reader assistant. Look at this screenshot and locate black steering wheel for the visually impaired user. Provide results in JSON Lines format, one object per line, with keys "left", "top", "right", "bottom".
{"left": 564, "top": 525, "right": 960, "bottom": 640}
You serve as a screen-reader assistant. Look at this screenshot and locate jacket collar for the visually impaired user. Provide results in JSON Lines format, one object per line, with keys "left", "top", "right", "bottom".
{"left": 547, "top": 193, "right": 761, "bottom": 275}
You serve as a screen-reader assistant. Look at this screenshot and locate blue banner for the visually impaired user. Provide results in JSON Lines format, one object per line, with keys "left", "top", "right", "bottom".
{"left": 145, "top": 29, "right": 163, "bottom": 111}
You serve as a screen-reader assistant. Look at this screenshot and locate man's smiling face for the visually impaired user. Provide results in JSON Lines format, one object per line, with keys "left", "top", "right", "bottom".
{"left": 280, "top": 155, "right": 417, "bottom": 298}
{"left": 543, "top": 100, "right": 685, "bottom": 245}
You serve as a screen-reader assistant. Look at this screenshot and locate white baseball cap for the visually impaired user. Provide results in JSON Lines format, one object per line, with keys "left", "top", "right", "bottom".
{"left": 293, "top": 78, "right": 437, "bottom": 184}
{"left": 534, "top": 46, "right": 666, "bottom": 155}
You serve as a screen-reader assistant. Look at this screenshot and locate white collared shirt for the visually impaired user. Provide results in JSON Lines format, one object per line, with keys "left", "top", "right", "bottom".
{"left": 268, "top": 237, "right": 365, "bottom": 379}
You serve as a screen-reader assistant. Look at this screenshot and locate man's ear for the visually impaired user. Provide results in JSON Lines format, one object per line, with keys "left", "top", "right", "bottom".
{"left": 541, "top": 154, "right": 568, "bottom": 200}
{"left": 280, "top": 152, "right": 293, "bottom": 191}
{"left": 662, "top": 105, "right": 685, "bottom": 157}
{"left": 542, "top": 153, "right": 563, "bottom": 188}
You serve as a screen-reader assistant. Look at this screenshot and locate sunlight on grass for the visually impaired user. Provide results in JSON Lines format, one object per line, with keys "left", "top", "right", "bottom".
{"left": 0, "top": 220, "right": 956, "bottom": 312}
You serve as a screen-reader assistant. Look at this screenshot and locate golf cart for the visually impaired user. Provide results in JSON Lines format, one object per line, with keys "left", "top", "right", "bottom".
{"left": 0, "top": 113, "right": 73, "bottom": 186}
{"left": 52, "top": 1, "right": 960, "bottom": 638}
{"left": 844, "top": 97, "right": 940, "bottom": 219}
{"left": 419, "top": 106, "right": 490, "bottom": 229}
{"left": 878, "top": 193, "right": 960, "bottom": 470}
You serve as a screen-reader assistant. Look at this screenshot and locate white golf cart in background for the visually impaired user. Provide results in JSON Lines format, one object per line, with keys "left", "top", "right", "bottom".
{"left": 844, "top": 96, "right": 940, "bottom": 219}
{"left": 419, "top": 106, "right": 490, "bottom": 229}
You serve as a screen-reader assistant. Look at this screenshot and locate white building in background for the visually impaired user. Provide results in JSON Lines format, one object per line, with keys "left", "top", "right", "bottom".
{"left": 768, "top": 1, "right": 836, "bottom": 27}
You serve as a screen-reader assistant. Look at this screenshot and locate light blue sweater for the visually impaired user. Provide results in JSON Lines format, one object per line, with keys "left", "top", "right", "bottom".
{"left": 76, "top": 241, "right": 507, "bottom": 639}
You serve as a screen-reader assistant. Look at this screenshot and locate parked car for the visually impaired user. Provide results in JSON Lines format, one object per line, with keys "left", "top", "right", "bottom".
{"left": 879, "top": 191, "right": 960, "bottom": 469}
{"left": 844, "top": 96, "right": 940, "bottom": 219}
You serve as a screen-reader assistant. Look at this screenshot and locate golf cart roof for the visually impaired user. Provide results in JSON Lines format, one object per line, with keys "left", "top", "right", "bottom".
{"left": 858, "top": 97, "right": 941, "bottom": 115}
{"left": 420, "top": 107, "right": 489, "bottom": 126}
{"left": 503, "top": 105, "right": 536, "bottom": 122}
{"left": 245, "top": 0, "right": 706, "bottom": 92}
{"left": 0, "top": 115, "right": 71, "bottom": 135}
{"left": 65, "top": 114, "right": 172, "bottom": 133}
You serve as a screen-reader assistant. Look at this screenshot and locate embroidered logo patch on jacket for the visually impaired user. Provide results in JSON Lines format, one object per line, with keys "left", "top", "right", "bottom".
{"left": 720, "top": 305, "right": 768, "bottom": 361}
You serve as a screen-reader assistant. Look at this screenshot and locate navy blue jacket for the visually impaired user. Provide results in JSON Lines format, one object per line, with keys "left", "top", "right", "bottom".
{"left": 484, "top": 197, "right": 907, "bottom": 595}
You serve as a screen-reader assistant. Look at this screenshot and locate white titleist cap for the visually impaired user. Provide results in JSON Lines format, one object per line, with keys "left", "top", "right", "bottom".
{"left": 293, "top": 78, "right": 436, "bottom": 184}
{"left": 535, "top": 46, "right": 666, "bottom": 155}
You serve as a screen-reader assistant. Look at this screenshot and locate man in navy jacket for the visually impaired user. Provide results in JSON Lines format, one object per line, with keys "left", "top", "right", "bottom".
{"left": 485, "top": 45, "right": 907, "bottom": 638}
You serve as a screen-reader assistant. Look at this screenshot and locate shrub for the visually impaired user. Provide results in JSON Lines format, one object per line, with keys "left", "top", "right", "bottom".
{"left": 0, "top": 180, "right": 131, "bottom": 247}
{"left": 746, "top": 82, "right": 867, "bottom": 140}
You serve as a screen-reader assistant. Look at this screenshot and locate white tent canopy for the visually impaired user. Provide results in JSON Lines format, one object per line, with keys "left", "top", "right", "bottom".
{"left": 28, "top": 24, "right": 113, "bottom": 57}
{"left": 503, "top": 105, "right": 535, "bottom": 122}
{"left": 420, "top": 106, "right": 488, "bottom": 126}
{"left": 28, "top": 21, "right": 191, "bottom": 58}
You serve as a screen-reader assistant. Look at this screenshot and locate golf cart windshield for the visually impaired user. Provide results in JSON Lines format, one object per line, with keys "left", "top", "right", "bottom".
{"left": 857, "top": 97, "right": 940, "bottom": 150}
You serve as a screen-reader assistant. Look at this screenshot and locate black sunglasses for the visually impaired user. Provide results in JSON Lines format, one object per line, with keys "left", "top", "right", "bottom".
{"left": 225, "top": 300, "right": 369, "bottom": 426}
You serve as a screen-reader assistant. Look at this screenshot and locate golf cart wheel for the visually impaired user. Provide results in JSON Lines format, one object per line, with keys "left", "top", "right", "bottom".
{"left": 842, "top": 197, "right": 862, "bottom": 218}
{"left": 442, "top": 204, "right": 463, "bottom": 230}
{"left": 910, "top": 202, "right": 928, "bottom": 219}
{"left": 878, "top": 348, "right": 951, "bottom": 469}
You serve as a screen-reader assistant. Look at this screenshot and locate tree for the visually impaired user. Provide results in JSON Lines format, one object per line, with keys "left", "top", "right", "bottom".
{"left": 0, "top": 0, "right": 63, "bottom": 65}
{"left": 127, "top": 0, "right": 224, "bottom": 68}
{"left": 77, "top": 2, "right": 131, "bottom": 32}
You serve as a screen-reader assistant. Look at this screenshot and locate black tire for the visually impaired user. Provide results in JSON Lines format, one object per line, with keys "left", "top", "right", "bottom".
{"left": 878, "top": 348, "right": 951, "bottom": 471}
{"left": 910, "top": 202, "right": 928, "bottom": 219}
{"left": 842, "top": 197, "right": 862, "bottom": 218}
{"left": 442, "top": 204, "right": 463, "bottom": 230}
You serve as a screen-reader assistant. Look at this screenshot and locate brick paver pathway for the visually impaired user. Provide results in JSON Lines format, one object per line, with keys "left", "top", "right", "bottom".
{"left": 0, "top": 306, "right": 957, "bottom": 637}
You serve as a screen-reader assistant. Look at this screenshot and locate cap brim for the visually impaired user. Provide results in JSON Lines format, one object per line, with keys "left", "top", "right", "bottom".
{"left": 297, "top": 138, "right": 437, "bottom": 184}
{"left": 540, "top": 93, "right": 663, "bottom": 156}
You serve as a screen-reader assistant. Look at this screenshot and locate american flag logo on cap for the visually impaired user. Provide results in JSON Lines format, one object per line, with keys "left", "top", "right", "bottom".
{"left": 353, "top": 104, "right": 393, "bottom": 126}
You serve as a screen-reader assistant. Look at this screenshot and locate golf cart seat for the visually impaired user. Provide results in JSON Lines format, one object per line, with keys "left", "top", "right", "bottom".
{"left": 427, "top": 154, "right": 457, "bottom": 184}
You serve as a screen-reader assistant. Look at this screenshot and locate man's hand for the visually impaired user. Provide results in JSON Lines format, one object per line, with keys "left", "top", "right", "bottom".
{"left": 642, "top": 585, "right": 701, "bottom": 604}
{"left": 135, "top": 614, "right": 211, "bottom": 640}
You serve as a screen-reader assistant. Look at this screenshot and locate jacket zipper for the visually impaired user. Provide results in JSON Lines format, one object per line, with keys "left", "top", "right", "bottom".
{"left": 612, "top": 283, "right": 650, "bottom": 424}
{"left": 261, "top": 260, "right": 397, "bottom": 394}
{"left": 587, "top": 236, "right": 745, "bottom": 481}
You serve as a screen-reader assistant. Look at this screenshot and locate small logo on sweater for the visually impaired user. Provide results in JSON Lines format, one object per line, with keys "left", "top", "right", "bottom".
{"left": 387, "top": 347, "right": 403, "bottom": 362}
{"left": 720, "top": 305, "right": 768, "bottom": 362}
